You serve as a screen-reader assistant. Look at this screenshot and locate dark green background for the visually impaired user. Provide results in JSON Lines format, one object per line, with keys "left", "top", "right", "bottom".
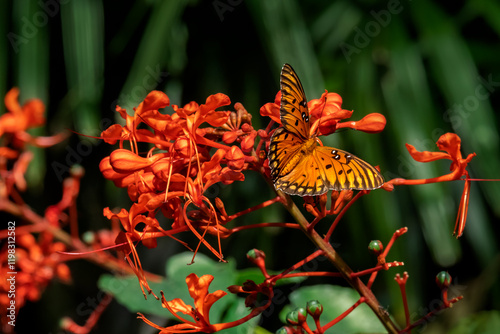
{"left": 2, "top": 0, "right": 499, "bottom": 333}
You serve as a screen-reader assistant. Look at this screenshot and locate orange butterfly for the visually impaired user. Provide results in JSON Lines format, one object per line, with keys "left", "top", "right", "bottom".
{"left": 268, "top": 64, "right": 384, "bottom": 196}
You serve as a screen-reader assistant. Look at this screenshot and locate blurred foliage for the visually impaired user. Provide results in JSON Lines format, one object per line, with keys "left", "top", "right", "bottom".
{"left": 2, "top": 0, "right": 499, "bottom": 333}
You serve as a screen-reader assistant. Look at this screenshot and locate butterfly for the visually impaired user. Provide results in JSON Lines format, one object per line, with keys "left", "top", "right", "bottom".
{"left": 268, "top": 63, "right": 384, "bottom": 196}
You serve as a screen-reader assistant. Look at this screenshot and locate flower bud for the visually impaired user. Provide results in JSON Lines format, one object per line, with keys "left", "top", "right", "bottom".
{"left": 70, "top": 165, "right": 85, "bottom": 178}
{"left": 306, "top": 300, "right": 323, "bottom": 318}
{"left": 368, "top": 240, "right": 384, "bottom": 255}
{"left": 353, "top": 113, "right": 386, "bottom": 133}
{"left": 222, "top": 131, "right": 239, "bottom": 144}
{"left": 109, "top": 149, "right": 159, "bottom": 173}
{"left": 436, "top": 271, "right": 452, "bottom": 289}
{"left": 276, "top": 326, "right": 294, "bottom": 334}
{"left": 173, "top": 137, "right": 191, "bottom": 157}
{"left": 285, "top": 310, "right": 299, "bottom": 325}
{"left": 226, "top": 146, "right": 245, "bottom": 171}
{"left": 241, "top": 131, "right": 257, "bottom": 153}
{"left": 241, "top": 123, "right": 253, "bottom": 132}
{"left": 286, "top": 307, "right": 307, "bottom": 326}
{"left": 247, "top": 249, "right": 266, "bottom": 262}
{"left": 296, "top": 307, "right": 307, "bottom": 323}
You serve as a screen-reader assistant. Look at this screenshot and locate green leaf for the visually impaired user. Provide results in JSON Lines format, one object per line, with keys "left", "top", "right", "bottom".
{"left": 280, "top": 285, "right": 386, "bottom": 333}
{"left": 448, "top": 310, "right": 500, "bottom": 334}
{"left": 98, "top": 252, "right": 260, "bottom": 329}
{"left": 98, "top": 274, "right": 166, "bottom": 317}
{"left": 217, "top": 297, "right": 261, "bottom": 334}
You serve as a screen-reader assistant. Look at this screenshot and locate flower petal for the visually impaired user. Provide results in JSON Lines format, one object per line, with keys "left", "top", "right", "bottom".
{"left": 135, "top": 90, "right": 170, "bottom": 115}
{"left": 163, "top": 297, "right": 194, "bottom": 315}
{"left": 200, "top": 93, "right": 231, "bottom": 116}
{"left": 205, "top": 111, "right": 230, "bottom": 127}
{"left": 405, "top": 143, "right": 451, "bottom": 163}
{"left": 436, "top": 133, "right": 462, "bottom": 161}
{"left": 202, "top": 289, "right": 227, "bottom": 322}
{"left": 259, "top": 101, "right": 281, "bottom": 124}
{"left": 186, "top": 273, "right": 211, "bottom": 314}
{"left": 101, "top": 124, "right": 125, "bottom": 144}
{"left": 454, "top": 178, "right": 470, "bottom": 238}
{"left": 340, "top": 113, "right": 386, "bottom": 133}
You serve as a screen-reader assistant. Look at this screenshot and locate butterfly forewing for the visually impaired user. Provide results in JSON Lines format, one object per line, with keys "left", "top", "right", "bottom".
{"left": 280, "top": 64, "right": 310, "bottom": 140}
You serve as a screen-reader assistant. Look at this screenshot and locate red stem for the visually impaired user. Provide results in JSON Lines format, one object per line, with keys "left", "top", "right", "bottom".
{"left": 321, "top": 297, "right": 366, "bottom": 332}
{"left": 227, "top": 196, "right": 281, "bottom": 221}
{"left": 271, "top": 250, "right": 325, "bottom": 282}
{"left": 324, "top": 191, "right": 365, "bottom": 241}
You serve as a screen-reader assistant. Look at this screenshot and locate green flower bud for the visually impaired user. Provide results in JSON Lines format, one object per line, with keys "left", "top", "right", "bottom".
{"left": 286, "top": 310, "right": 299, "bottom": 325}
{"left": 436, "top": 271, "right": 452, "bottom": 289}
{"left": 246, "top": 249, "right": 265, "bottom": 260}
{"left": 368, "top": 240, "right": 384, "bottom": 254}
{"left": 276, "top": 326, "right": 294, "bottom": 334}
{"left": 306, "top": 300, "right": 323, "bottom": 317}
{"left": 296, "top": 307, "right": 307, "bottom": 323}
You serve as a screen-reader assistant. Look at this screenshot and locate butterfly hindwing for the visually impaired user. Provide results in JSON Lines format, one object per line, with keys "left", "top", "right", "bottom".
{"left": 273, "top": 147, "right": 329, "bottom": 196}
{"left": 280, "top": 64, "right": 310, "bottom": 140}
{"left": 313, "top": 146, "right": 384, "bottom": 191}
{"left": 270, "top": 140, "right": 383, "bottom": 196}
{"left": 268, "top": 127, "right": 304, "bottom": 181}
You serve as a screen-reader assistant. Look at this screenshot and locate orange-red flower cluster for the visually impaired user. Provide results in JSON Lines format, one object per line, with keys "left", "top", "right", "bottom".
{"left": 0, "top": 88, "right": 71, "bottom": 333}
{"left": 99, "top": 91, "right": 265, "bottom": 294}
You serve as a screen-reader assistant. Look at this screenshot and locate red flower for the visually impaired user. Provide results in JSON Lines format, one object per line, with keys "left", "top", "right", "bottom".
{"left": 0, "top": 88, "right": 66, "bottom": 148}
{"left": 402, "top": 133, "right": 475, "bottom": 183}
{"left": 138, "top": 273, "right": 229, "bottom": 333}
{"left": 0, "top": 88, "right": 45, "bottom": 136}
{"left": 389, "top": 133, "right": 476, "bottom": 237}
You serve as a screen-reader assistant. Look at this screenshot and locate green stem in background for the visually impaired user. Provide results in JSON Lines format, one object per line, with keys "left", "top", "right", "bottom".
{"left": 277, "top": 190, "right": 400, "bottom": 334}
